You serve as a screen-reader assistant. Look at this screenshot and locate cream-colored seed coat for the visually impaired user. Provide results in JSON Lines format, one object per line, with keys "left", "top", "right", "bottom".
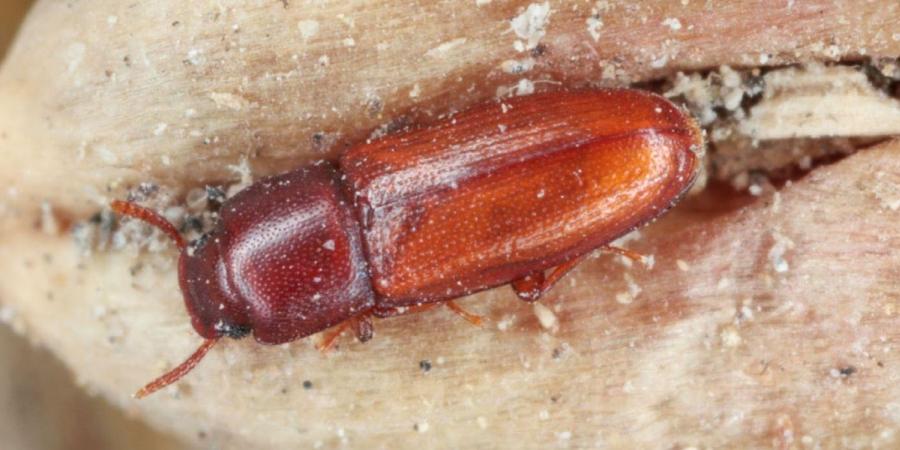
{"left": 1, "top": 0, "right": 900, "bottom": 448}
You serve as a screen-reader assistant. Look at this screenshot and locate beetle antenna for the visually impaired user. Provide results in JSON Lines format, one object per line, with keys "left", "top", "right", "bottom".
{"left": 135, "top": 337, "right": 219, "bottom": 399}
{"left": 110, "top": 200, "right": 186, "bottom": 251}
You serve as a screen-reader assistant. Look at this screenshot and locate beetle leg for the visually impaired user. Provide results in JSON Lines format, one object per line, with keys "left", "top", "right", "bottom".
{"left": 512, "top": 255, "right": 588, "bottom": 302}
{"left": 512, "top": 246, "right": 649, "bottom": 302}
{"left": 601, "top": 245, "right": 649, "bottom": 266}
{"left": 445, "top": 301, "right": 484, "bottom": 327}
{"left": 372, "top": 303, "right": 440, "bottom": 318}
{"left": 316, "top": 320, "right": 354, "bottom": 352}
{"left": 373, "top": 302, "right": 483, "bottom": 327}
{"left": 316, "top": 314, "right": 376, "bottom": 352}
{"left": 353, "top": 314, "right": 374, "bottom": 342}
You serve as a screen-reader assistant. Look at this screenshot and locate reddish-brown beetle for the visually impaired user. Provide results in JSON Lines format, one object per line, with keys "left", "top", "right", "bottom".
{"left": 112, "top": 89, "right": 703, "bottom": 398}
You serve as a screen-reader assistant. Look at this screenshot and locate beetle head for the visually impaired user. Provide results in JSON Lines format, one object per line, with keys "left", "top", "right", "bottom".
{"left": 178, "top": 233, "right": 252, "bottom": 340}
{"left": 110, "top": 199, "right": 247, "bottom": 398}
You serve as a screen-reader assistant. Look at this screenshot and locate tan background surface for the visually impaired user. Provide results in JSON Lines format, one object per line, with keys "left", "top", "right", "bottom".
{"left": 0, "top": 1, "right": 184, "bottom": 449}
{"left": 0, "top": 1, "right": 898, "bottom": 449}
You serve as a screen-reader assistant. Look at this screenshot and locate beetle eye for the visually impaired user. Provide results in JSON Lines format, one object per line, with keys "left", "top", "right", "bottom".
{"left": 214, "top": 320, "right": 251, "bottom": 339}
{"left": 188, "top": 232, "right": 211, "bottom": 253}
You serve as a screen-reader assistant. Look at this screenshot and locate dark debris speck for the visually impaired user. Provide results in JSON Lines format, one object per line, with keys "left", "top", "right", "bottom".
{"left": 302, "top": 380, "right": 313, "bottom": 390}
{"left": 419, "top": 360, "right": 432, "bottom": 373}
{"left": 839, "top": 366, "right": 857, "bottom": 377}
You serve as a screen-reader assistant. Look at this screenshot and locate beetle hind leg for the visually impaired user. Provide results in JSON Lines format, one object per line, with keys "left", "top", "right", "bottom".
{"left": 601, "top": 245, "right": 650, "bottom": 266}
{"left": 511, "top": 245, "right": 650, "bottom": 303}
{"left": 512, "top": 255, "right": 587, "bottom": 302}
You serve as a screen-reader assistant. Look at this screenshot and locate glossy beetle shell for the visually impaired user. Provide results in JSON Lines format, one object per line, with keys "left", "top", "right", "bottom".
{"left": 115, "top": 89, "right": 704, "bottom": 397}
{"left": 341, "top": 90, "right": 701, "bottom": 306}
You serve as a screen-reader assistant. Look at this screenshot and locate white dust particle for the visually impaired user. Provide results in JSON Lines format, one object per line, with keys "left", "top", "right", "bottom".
{"left": 477, "top": 416, "right": 488, "bottom": 429}
{"left": 415, "top": 420, "right": 429, "bottom": 433}
{"left": 586, "top": 16, "right": 603, "bottom": 42}
{"left": 476, "top": 0, "right": 491, "bottom": 5}
{"left": 662, "top": 18, "right": 682, "bottom": 31}
{"left": 510, "top": 2, "right": 551, "bottom": 51}
{"left": 209, "top": 92, "right": 248, "bottom": 111}
{"left": 227, "top": 155, "right": 254, "bottom": 192}
{"left": 500, "top": 57, "right": 535, "bottom": 74}
{"left": 533, "top": 302, "right": 559, "bottom": 332}
{"left": 297, "top": 20, "right": 319, "bottom": 40}
{"left": 317, "top": 55, "right": 329, "bottom": 66}
{"left": 425, "top": 38, "right": 467, "bottom": 58}
{"left": 107, "top": 16, "right": 118, "bottom": 26}
{"left": 720, "top": 326, "right": 742, "bottom": 347}
{"left": 0, "top": 304, "right": 17, "bottom": 325}
{"left": 768, "top": 231, "right": 795, "bottom": 273}
{"left": 96, "top": 146, "right": 118, "bottom": 164}
{"left": 748, "top": 184, "right": 763, "bottom": 196}
{"left": 185, "top": 48, "right": 204, "bottom": 65}
{"left": 893, "top": 33, "right": 900, "bottom": 42}
{"left": 772, "top": 191, "right": 782, "bottom": 213}
{"left": 557, "top": 431, "right": 572, "bottom": 441}
{"left": 409, "top": 83, "right": 421, "bottom": 99}
{"left": 624, "top": 273, "right": 642, "bottom": 298}
{"left": 40, "top": 201, "right": 59, "bottom": 235}
{"left": 153, "top": 122, "right": 168, "bottom": 136}
{"left": 740, "top": 303, "right": 754, "bottom": 321}
{"left": 496, "top": 314, "right": 515, "bottom": 331}
{"left": 322, "top": 240, "right": 336, "bottom": 251}
{"left": 585, "top": 1, "right": 609, "bottom": 42}
{"left": 515, "top": 78, "right": 535, "bottom": 95}
{"left": 676, "top": 259, "right": 691, "bottom": 271}
{"left": 65, "top": 42, "right": 86, "bottom": 75}
{"left": 536, "top": 189, "right": 545, "bottom": 199}
{"left": 650, "top": 54, "right": 669, "bottom": 69}
{"left": 93, "top": 305, "right": 108, "bottom": 319}
{"left": 539, "top": 410, "right": 550, "bottom": 420}
{"left": 716, "top": 277, "right": 732, "bottom": 291}
{"left": 871, "top": 171, "right": 900, "bottom": 211}
{"left": 336, "top": 13, "right": 355, "bottom": 28}
{"left": 615, "top": 292, "right": 633, "bottom": 305}
{"left": 343, "top": 37, "right": 356, "bottom": 47}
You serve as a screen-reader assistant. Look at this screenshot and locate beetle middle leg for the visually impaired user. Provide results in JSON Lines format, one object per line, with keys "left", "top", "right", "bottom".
{"left": 373, "top": 302, "right": 483, "bottom": 326}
